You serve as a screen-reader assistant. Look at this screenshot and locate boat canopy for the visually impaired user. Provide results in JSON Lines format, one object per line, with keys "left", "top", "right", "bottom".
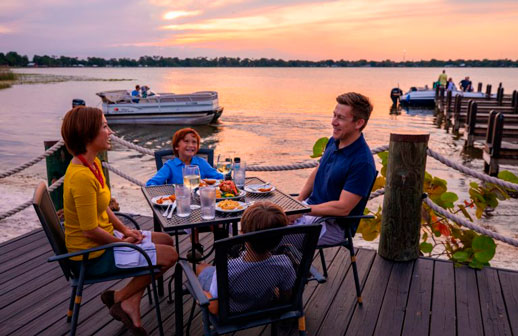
{"left": 96, "top": 90, "right": 132, "bottom": 104}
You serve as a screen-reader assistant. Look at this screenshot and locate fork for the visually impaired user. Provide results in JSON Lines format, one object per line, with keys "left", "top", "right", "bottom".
{"left": 167, "top": 202, "right": 177, "bottom": 219}
{"left": 162, "top": 203, "right": 172, "bottom": 216}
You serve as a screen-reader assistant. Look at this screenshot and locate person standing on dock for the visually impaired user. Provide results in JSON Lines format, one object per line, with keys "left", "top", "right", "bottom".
{"left": 61, "top": 106, "right": 178, "bottom": 335}
{"left": 438, "top": 70, "right": 448, "bottom": 88}
{"left": 289, "top": 92, "right": 376, "bottom": 245}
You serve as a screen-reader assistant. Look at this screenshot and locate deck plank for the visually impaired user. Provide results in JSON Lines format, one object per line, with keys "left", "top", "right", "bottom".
{"left": 345, "top": 253, "right": 393, "bottom": 336}
{"left": 430, "top": 260, "right": 456, "bottom": 336}
{"left": 455, "top": 266, "right": 483, "bottom": 336}
{"left": 401, "top": 258, "right": 434, "bottom": 336}
{"left": 373, "top": 260, "right": 415, "bottom": 336}
{"left": 478, "top": 267, "right": 512, "bottom": 336}
{"left": 498, "top": 270, "right": 518, "bottom": 335}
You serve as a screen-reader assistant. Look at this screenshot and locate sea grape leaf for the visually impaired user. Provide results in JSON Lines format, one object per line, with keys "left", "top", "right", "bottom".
{"left": 457, "top": 204, "right": 474, "bottom": 222}
{"left": 453, "top": 251, "right": 469, "bottom": 262}
{"left": 469, "top": 258, "right": 485, "bottom": 269}
{"left": 422, "top": 231, "right": 428, "bottom": 242}
{"left": 377, "top": 151, "right": 388, "bottom": 166}
{"left": 470, "top": 182, "right": 479, "bottom": 189}
{"left": 472, "top": 235, "right": 496, "bottom": 263}
{"left": 498, "top": 170, "right": 518, "bottom": 184}
{"left": 420, "top": 242, "right": 433, "bottom": 253}
{"left": 440, "top": 192, "right": 458, "bottom": 208}
{"left": 310, "top": 137, "right": 328, "bottom": 158}
{"left": 372, "top": 176, "right": 385, "bottom": 191}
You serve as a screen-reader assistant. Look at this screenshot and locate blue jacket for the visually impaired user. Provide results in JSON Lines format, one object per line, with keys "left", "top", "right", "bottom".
{"left": 146, "top": 156, "right": 224, "bottom": 186}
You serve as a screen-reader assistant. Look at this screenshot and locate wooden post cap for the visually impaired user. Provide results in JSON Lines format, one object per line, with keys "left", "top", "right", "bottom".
{"left": 390, "top": 133, "right": 430, "bottom": 143}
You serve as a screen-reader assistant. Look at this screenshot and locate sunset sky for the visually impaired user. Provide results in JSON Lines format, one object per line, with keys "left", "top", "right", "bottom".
{"left": 1, "top": 0, "right": 517, "bottom": 61}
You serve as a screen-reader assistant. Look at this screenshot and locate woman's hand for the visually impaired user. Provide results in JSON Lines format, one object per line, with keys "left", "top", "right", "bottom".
{"left": 122, "top": 228, "right": 144, "bottom": 244}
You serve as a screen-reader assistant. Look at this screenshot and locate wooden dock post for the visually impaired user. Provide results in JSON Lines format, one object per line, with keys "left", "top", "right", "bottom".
{"left": 497, "top": 87, "right": 504, "bottom": 106}
{"left": 512, "top": 90, "right": 518, "bottom": 108}
{"left": 486, "top": 84, "right": 492, "bottom": 99}
{"left": 44, "top": 140, "right": 72, "bottom": 211}
{"left": 379, "top": 133, "right": 430, "bottom": 261}
{"left": 477, "top": 82, "right": 483, "bottom": 92}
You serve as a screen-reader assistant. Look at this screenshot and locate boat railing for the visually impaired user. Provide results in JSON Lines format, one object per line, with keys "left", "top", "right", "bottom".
{"left": 2, "top": 135, "right": 518, "bottom": 249}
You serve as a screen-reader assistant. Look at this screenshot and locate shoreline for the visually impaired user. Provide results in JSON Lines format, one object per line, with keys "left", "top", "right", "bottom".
{"left": 0, "top": 72, "right": 132, "bottom": 90}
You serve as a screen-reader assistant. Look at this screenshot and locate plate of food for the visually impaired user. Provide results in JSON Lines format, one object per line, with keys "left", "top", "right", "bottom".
{"left": 199, "top": 178, "right": 222, "bottom": 187}
{"left": 197, "top": 180, "right": 246, "bottom": 200}
{"left": 244, "top": 184, "right": 276, "bottom": 194}
{"left": 216, "top": 200, "right": 248, "bottom": 213}
{"left": 151, "top": 194, "right": 176, "bottom": 206}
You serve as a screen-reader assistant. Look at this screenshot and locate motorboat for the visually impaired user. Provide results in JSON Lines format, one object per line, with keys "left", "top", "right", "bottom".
{"left": 399, "top": 86, "right": 487, "bottom": 106}
{"left": 96, "top": 90, "right": 223, "bottom": 125}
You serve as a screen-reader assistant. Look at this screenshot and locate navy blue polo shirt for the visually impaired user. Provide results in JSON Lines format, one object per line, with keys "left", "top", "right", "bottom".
{"left": 307, "top": 134, "right": 376, "bottom": 211}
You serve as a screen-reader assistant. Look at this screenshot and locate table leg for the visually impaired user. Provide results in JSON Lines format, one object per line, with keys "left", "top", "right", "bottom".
{"left": 152, "top": 213, "right": 164, "bottom": 296}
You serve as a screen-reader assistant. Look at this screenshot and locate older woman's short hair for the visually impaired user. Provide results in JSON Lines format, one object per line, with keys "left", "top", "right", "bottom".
{"left": 241, "top": 202, "right": 289, "bottom": 254}
{"left": 172, "top": 128, "right": 201, "bottom": 157}
{"left": 61, "top": 106, "right": 103, "bottom": 156}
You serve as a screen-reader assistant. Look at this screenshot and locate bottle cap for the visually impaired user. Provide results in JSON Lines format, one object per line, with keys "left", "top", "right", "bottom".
{"left": 234, "top": 157, "right": 240, "bottom": 163}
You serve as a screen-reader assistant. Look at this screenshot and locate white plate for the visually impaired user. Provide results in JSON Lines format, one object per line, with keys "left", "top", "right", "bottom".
{"left": 244, "top": 184, "right": 276, "bottom": 194}
{"left": 201, "top": 179, "right": 222, "bottom": 187}
{"left": 151, "top": 195, "right": 176, "bottom": 207}
{"left": 197, "top": 188, "right": 246, "bottom": 200}
{"left": 216, "top": 201, "right": 248, "bottom": 213}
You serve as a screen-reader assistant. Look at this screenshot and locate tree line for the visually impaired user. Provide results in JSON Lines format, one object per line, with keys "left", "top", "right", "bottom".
{"left": 1, "top": 51, "right": 517, "bottom": 68}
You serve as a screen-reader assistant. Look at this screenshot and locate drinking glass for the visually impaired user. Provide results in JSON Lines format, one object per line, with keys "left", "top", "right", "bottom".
{"left": 175, "top": 185, "right": 191, "bottom": 217}
{"left": 183, "top": 165, "right": 201, "bottom": 209}
{"left": 216, "top": 157, "right": 232, "bottom": 177}
{"left": 199, "top": 186, "right": 216, "bottom": 220}
{"left": 234, "top": 161, "right": 246, "bottom": 188}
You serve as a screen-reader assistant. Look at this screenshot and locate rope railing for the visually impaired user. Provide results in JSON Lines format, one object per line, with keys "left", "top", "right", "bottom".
{"left": 102, "top": 162, "right": 145, "bottom": 187}
{"left": 0, "top": 140, "right": 65, "bottom": 179}
{"left": 110, "top": 135, "right": 154, "bottom": 156}
{"left": 424, "top": 198, "right": 518, "bottom": 247}
{"left": 0, "top": 176, "right": 65, "bottom": 221}
{"left": 427, "top": 148, "right": 518, "bottom": 191}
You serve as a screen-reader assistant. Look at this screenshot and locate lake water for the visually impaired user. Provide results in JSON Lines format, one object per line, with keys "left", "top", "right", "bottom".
{"left": 1, "top": 67, "right": 517, "bottom": 269}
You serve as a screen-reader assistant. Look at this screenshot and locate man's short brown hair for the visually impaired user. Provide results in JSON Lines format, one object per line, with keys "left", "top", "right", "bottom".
{"left": 241, "top": 202, "right": 288, "bottom": 253}
{"left": 61, "top": 106, "right": 103, "bottom": 156}
{"left": 172, "top": 128, "right": 201, "bottom": 157}
{"left": 336, "top": 92, "right": 373, "bottom": 131}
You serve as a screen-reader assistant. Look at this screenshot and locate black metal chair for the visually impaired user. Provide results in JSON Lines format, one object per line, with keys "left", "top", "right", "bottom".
{"left": 174, "top": 224, "right": 324, "bottom": 336}
{"left": 32, "top": 181, "right": 164, "bottom": 336}
{"left": 314, "top": 171, "right": 378, "bottom": 304}
{"left": 154, "top": 148, "right": 215, "bottom": 171}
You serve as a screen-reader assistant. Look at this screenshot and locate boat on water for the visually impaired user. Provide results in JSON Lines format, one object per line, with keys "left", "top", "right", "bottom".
{"left": 399, "top": 87, "right": 487, "bottom": 106}
{"left": 96, "top": 90, "right": 223, "bottom": 125}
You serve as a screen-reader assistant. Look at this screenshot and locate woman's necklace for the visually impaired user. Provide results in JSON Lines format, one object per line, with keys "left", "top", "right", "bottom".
{"left": 77, "top": 154, "right": 104, "bottom": 188}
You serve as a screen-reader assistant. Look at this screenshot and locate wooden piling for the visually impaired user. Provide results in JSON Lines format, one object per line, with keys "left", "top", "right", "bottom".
{"left": 379, "top": 133, "right": 430, "bottom": 262}
{"left": 477, "top": 82, "right": 483, "bottom": 92}
{"left": 497, "top": 87, "right": 504, "bottom": 106}
{"left": 511, "top": 90, "right": 517, "bottom": 109}
{"left": 486, "top": 84, "right": 492, "bottom": 99}
{"left": 44, "top": 140, "right": 72, "bottom": 211}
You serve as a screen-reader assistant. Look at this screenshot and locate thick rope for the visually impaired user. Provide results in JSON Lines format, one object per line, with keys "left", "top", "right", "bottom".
{"left": 424, "top": 198, "right": 518, "bottom": 247}
{"left": 0, "top": 140, "right": 65, "bottom": 178}
{"left": 102, "top": 162, "right": 145, "bottom": 187}
{"left": 0, "top": 176, "right": 65, "bottom": 221}
{"left": 369, "top": 188, "right": 385, "bottom": 200}
{"left": 110, "top": 135, "right": 154, "bottom": 156}
{"left": 427, "top": 148, "right": 518, "bottom": 191}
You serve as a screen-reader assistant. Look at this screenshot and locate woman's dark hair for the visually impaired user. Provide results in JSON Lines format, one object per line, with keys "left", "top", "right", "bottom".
{"left": 172, "top": 128, "right": 201, "bottom": 157}
{"left": 61, "top": 106, "right": 103, "bottom": 156}
{"left": 241, "top": 202, "right": 289, "bottom": 254}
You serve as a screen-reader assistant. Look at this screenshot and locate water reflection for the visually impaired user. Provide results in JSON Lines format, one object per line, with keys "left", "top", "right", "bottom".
{"left": 389, "top": 104, "right": 402, "bottom": 116}
{"left": 401, "top": 106, "right": 436, "bottom": 116}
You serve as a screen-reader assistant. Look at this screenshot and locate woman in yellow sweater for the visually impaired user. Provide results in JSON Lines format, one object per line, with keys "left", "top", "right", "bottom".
{"left": 61, "top": 106, "right": 177, "bottom": 336}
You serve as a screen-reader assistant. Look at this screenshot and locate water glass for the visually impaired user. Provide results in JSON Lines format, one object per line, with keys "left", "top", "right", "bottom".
{"left": 175, "top": 185, "right": 191, "bottom": 217}
{"left": 199, "top": 186, "right": 216, "bottom": 220}
{"left": 234, "top": 161, "right": 246, "bottom": 188}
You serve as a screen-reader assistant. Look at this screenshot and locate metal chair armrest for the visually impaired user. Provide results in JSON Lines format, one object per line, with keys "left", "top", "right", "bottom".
{"left": 48, "top": 242, "right": 155, "bottom": 270}
{"left": 114, "top": 212, "right": 141, "bottom": 230}
{"left": 177, "top": 260, "right": 210, "bottom": 306}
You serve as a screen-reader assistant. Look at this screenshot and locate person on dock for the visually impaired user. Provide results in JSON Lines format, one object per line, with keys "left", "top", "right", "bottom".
{"left": 289, "top": 92, "right": 376, "bottom": 245}
{"left": 195, "top": 201, "right": 296, "bottom": 314}
{"left": 447, "top": 77, "right": 457, "bottom": 91}
{"left": 459, "top": 76, "right": 473, "bottom": 92}
{"left": 438, "top": 70, "right": 448, "bottom": 88}
{"left": 131, "top": 85, "right": 140, "bottom": 103}
{"left": 61, "top": 106, "right": 178, "bottom": 336}
{"left": 146, "top": 128, "right": 224, "bottom": 260}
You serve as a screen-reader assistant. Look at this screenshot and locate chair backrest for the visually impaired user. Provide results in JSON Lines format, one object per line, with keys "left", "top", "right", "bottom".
{"left": 213, "top": 224, "right": 321, "bottom": 324}
{"left": 32, "top": 181, "right": 71, "bottom": 279}
{"left": 344, "top": 170, "right": 379, "bottom": 237}
{"left": 154, "top": 148, "right": 215, "bottom": 171}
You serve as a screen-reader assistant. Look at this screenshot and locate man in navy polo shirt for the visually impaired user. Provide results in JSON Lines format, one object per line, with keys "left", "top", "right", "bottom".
{"left": 292, "top": 92, "right": 376, "bottom": 245}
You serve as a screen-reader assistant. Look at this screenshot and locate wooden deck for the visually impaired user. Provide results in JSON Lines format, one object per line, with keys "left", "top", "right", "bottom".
{"left": 1, "top": 215, "right": 518, "bottom": 336}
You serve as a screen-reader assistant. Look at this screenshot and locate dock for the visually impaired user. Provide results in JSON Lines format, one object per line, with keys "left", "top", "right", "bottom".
{"left": 1, "top": 215, "right": 517, "bottom": 335}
